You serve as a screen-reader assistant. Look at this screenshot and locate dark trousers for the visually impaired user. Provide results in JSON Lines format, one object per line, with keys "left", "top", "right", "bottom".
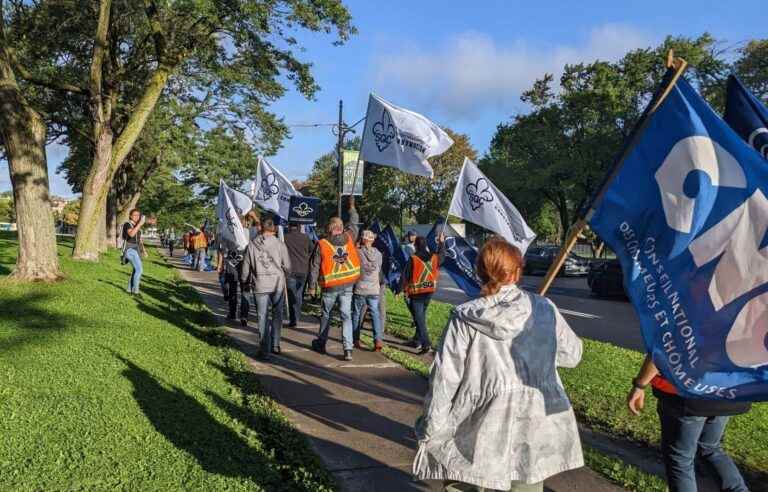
{"left": 286, "top": 273, "right": 307, "bottom": 326}
{"left": 168, "top": 241, "right": 174, "bottom": 257}
{"left": 657, "top": 396, "right": 748, "bottom": 492}
{"left": 409, "top": 294, "right": 432, "bottom": 348}
{"left": 225, "top": 272, "right": 249, "bottom": 320}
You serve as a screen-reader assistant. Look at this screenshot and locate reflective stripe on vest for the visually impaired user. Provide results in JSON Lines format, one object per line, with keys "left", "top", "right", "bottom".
{"left": 318, "top": 237, "right": 361, "bottom": 289}
{"left": 407, "top": 254, "right": 439, "bottom": 295}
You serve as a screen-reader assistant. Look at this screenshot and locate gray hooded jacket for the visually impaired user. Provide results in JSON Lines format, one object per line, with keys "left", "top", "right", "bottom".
{"left": 240, "top": 234, "right": 291, "bottom": 294}
{"left": 413, "top": 284, "right": 584, "bottom": 488}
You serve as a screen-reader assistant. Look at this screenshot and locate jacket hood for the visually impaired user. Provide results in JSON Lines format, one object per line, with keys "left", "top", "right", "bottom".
{"left": 453, "top": 285, "right": 532, "bottom": 340}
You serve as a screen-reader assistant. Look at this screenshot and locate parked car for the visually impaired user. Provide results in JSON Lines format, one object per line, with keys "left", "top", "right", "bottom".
{"left": 587, "top": 259, "right": 627, "bottom": 298}
{"left": 523, "top": 246, "right": 590, "bottom": 276}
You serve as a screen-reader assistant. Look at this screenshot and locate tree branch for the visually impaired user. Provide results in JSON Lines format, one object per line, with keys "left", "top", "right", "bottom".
{"left": 143, "top": 0, "right": 166, "bottom": 63}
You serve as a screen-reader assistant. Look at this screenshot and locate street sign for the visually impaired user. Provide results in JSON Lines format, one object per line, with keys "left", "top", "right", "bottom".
{"left": 342, "top": 149, "right": 364, "bottom": 195}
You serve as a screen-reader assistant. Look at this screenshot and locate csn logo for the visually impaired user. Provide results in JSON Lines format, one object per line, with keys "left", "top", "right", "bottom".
{"left": 258, "top": 173, "right": 279, "bottom": 200}
{"left": 372, "top": 110, "right": 396, "bottom": 152}
{"left": 465, "top": 178, "right": 493, "bottom": 211}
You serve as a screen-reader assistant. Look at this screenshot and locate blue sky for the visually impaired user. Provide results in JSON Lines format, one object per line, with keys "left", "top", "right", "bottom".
{"left": 1, "top": 0, "right": 765, "bottom": 197}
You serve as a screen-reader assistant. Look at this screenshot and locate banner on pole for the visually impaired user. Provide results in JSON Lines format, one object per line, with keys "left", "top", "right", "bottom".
{"left": 449, "top": 157, "right": 536, "bottom": 253}
{"left": 252, "top": 156, "right": 300, "bottom": 220}
{"left": 359, "top": 94, "right": 454, "bottom": 178}
{"left": 589, "top": 77, "right": 768, "bottom": 401}
{"left": 288, "top": 195, "right": 321, "bottom": 225}
{"left": 342, "top": 150, "right": 364, "bottom": 195}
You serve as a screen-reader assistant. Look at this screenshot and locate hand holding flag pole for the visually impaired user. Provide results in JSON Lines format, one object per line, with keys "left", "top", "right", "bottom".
{"left": 537, "top": 52, "right": 689, "bottom": 296}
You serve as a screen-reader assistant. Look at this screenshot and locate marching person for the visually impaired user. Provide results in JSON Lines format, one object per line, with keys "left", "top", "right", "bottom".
{"left": 121, "top": 209, "right": 149, "bottom": 296}
{"left": 352, "top": 229, "right": 384, "bottom": 351}
{"left": 241, "top": 217, "right": 291, "bottom": 360}
{"left": 309, "top": 211, "right": 360, "bottom": 361}
{"left": 402, "top": 230, "right": 417, "bottom": 258}
{"left": 413, "top": 237, "right": 584, "bottom": 491}
{"left": 217, "top": 219, "right": 250, "bottom": 327}
{"left": 191, "top": 226, "right": 208, "bottom": 271}
{"left": 284, "top": 222, "right": 313, "bottom": 327}
{"left": 401, "top": 235, "right": 445, "bottom": 354}
{"left": 167, "top": 228, "right": 176, "bottom": 257}
{"left": 627, "top": 356, "right": 750, "bottom": 492}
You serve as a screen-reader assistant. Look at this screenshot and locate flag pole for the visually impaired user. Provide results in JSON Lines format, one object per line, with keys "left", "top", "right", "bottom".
{"left": 538, "top": 53, "right": 688, "bottom": 296}
{"left": 349, "top": 96, "right": 371, "bottom": 212}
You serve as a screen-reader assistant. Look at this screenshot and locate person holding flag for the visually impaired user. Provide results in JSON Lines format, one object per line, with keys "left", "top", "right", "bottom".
{"left": 552, "top": 55, "right": 767, "bottom": 490}
{"left": 240, "top": 218, "right": 291, "bottom": 360}
{"left": 401, "top": 234, "right": 445, "bottom": 354}
{"left": 309, "top": 211, "right": 361, "bottom": 361}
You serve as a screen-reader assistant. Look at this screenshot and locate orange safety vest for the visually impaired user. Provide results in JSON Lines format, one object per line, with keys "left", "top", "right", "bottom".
{"left": 318, "top": 237, "right": 361, "bottom": 289}
{"left": 406, "top": 254, "right": 440, "bottom": 295}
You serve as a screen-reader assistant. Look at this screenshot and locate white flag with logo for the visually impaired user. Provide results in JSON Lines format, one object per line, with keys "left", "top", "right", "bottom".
{"left": 252, "top": 156, "right": 299, "bottom": 220}
{"left": 449, "top": 158, "right": 536, "bottom": 253}
{"left": 216, "top": 180, "right": 251, "bottom": 250}
{"left": 360, "top": 94, "right": 454, "bottom": 178}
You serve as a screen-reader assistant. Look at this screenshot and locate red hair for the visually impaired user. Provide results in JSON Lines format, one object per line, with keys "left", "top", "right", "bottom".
{"left": 476, "top": 237, "right": 523, "bottom": 296}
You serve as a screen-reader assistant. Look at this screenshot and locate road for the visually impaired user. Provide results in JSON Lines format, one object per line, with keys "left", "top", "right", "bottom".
{"left": 435, "top": 271, "right": 646, "bottom": 352}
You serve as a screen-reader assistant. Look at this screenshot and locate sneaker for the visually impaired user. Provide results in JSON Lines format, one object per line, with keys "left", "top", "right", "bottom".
{"left": 374, "top": 340, "right": 384, "bottom": 352}
{"left": 408, "top": 339, "right": 422, "bottom": 349}
{"left": 343, "top": 350, "right": 353, "bottom": 361}
{"left": 272, "top": 346, "right": 282, "bottom": 355}
{"left": 240, "top": 318, "right": 248, "bottom": 327}
{"left": 418, "top": 345, "right": 432, "bottom": 355}
{"left": 311, "top": 339, "right": 326, "bottom": 355}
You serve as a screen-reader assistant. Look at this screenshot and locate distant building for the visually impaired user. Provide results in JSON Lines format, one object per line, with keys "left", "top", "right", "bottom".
{"left": 50, "top": 196, "right": 70, "bottom": 215}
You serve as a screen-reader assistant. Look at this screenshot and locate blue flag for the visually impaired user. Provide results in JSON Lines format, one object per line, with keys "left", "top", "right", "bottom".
{"left": 724, "top": 75, "right": 768, "bottom": 160}
{"left": 372, "top": 224, "right": 407, "bottom": 294}
{"left": 288, "top": 195, "right": 320, "bottom": 225}
{"left": 589, "top": 77, "right": 768, "bottom": 401}
{"left": 369, "top": 219, "right": 383, "bottom": 236}
{"left": 426, "top": 222, "right": 481, "bottom": 298}
{"left": 304, "top": 224, "right": 319, "bottom": 243}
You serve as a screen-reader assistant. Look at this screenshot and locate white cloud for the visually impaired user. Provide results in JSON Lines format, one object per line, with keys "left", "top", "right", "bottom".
{"left": 374, "top": 23, "right": 655, "bottom": 119}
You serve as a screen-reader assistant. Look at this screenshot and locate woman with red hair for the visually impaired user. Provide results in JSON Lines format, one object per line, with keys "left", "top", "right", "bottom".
{"left": 413, "top": 237, "right": 584, "bottom": 491}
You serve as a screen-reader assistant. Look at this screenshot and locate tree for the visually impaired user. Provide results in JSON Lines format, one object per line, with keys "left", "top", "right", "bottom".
{"left": 0, "top": 0, "right": 60, "bottom": 280}
{"left": 482, "top": 35, "right": 730, "bottom": 243}
{"left": 734, "top": 39, "right": 768, "bottom": 100}
{"left": 0, "top": 194, "right": 15, "bottom": 222}
{"left": 5, "top": 0, "right": 354, "bottom": 260}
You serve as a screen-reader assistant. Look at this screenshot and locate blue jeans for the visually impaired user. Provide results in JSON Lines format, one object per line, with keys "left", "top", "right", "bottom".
{"left": 194, "top": 248, "right": 206, "bottom": 271}
{"left": 409, "top": 294, "right": 432, "bottom": 348}
{"left": 352, "top": 294, "right": 383, "bottom": 343}
{"left": 125, "top": 248, "right": 143, "bottom": 294}
{"left": 286, "top": 273, "right": 307, "bottom": 326}
{"left": 254, "top": 290, "right": 284, "bottom": 354}
{"left": 317, "top": 286, "right": 353, "bottom": 351}
{"left": 657, "top": 397, "right": 748, "bottom": 492}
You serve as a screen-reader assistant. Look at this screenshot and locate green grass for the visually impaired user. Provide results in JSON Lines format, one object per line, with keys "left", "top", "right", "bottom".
{"left": 0, "top": 232, "right": 334, "bottom": 491}
{"left": 378, "top": 290, "right": 768, "bottom": 487}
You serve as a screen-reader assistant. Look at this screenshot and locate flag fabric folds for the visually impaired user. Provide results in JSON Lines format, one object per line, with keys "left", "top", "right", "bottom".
{"left": 724, "top": 75, "right": 768, "bottom": 160}
{"left": 360, "top": 94, "right": 454, "bottom": 178}
{"left": 372, "top": 223, "right": 408, "bottom": 294}
{"left": 252, "top": 156, "right": 299, "bottom": 220}
{"left": 216, "top": 181, "right": 251, "bottom": 251}
{"left": 449, "top": 157, "right": 536, "bottom": 253}
{"left": 427, "top": 222, "right": 481, "bottom": 297}
{"left": 588, "top": 77, "right": 768, "bottom": 401}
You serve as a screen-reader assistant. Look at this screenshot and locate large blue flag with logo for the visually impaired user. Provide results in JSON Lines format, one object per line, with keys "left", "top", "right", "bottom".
{"left": 427, "top": 222, "right": 481, "bottom": 298}
{"left": 372, "top": 224, "right": 408, "bottom": 294}
{"left": 589, "top": 77, "right": 768, "bottom": 401}
{"left": 724, "top": 75, "right": 768, "bottom": 161}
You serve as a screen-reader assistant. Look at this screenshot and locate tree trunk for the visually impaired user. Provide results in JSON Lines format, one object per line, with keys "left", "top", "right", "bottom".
{"left": 105, "top": 190, "right": 118, "bottom": 248}
{"left": 72, "top": 65, "right": 171, "bottom": 260}
{"left": 0, "top": 5, "right": 61, "bottom": 281}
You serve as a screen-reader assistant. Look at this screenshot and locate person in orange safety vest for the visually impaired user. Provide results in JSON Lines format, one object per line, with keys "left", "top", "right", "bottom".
{"left": 309, "top": 211, "right": 360, "bottom": 361}
{"left": 402, "top": 234, "right": 445, "bottom": 354}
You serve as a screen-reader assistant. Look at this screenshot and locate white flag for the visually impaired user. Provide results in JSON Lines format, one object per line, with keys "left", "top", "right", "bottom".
{"left": 252, "top": 156, "right": 299, "bottom": 220}
{"left": 359, "top": 94, "right": 454, "bottom": 178}
{"left": 216, "top": 181, "right": 250, "bottom": 250}
{"left": 449, "top": 158, "right": 536, "bottom": 253}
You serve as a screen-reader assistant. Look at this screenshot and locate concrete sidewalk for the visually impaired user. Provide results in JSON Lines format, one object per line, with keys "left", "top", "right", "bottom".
{"left": 164, "top": 251, "right": 626, "bottom": 492}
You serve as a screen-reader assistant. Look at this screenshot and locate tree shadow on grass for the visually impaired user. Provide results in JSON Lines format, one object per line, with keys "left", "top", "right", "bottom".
{"left": 0, "top": 291, "right": 82, "bottom": 353}
{"left": 113, "top": 352, "right": 336, "bottom": 491}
